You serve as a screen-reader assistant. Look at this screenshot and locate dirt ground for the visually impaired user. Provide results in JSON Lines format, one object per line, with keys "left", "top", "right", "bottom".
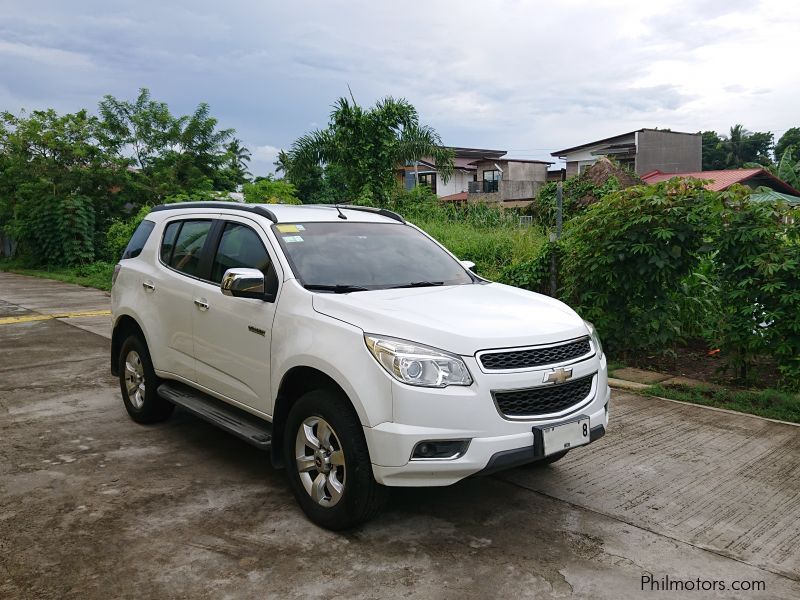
{"left": 1, "top": 272, "right": 799, "bottom": 599}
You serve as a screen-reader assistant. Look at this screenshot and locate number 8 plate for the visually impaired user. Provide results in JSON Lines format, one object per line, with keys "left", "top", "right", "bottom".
{"left": 539, "top": 417, "right": 591, "bottom": 456}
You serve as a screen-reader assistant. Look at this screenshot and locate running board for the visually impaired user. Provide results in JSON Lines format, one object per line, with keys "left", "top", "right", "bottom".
{"left": 157, "top": 382, "right": 272, "bottom": 450}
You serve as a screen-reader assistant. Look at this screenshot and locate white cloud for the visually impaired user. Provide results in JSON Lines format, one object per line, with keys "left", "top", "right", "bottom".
{"left": 250, "top": 144, "right": 282, "bottom": 175}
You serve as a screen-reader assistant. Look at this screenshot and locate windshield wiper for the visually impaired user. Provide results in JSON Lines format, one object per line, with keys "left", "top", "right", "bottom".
{"left": 303, "top": 284, "right": 369, "bottom": 293}
{"left": 387, "top": 281, "right": 445, "bottom": 289}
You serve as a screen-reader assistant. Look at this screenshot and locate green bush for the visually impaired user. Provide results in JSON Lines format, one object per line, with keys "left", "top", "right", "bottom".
{"left": 709, "top": 187, "right": 800, "bottom": 388}
{"left": 557, "top": 179, "right": 712, "bottom": 357}
{"left": 18, "top": 189, "right": 96, "bottom": 266}
{"left": 243, "top": 179, "right": 301, "bottom": 204}
{"left": 530, "top": 175, "right": 622, "bottom": 229}
{"left": 501, "top": 241, "right": 559, "bottom": 295}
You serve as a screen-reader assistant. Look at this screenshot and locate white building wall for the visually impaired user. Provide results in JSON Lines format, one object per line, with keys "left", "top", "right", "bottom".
{"left": 435, "top": 170, "right": 474, "bottom": 197}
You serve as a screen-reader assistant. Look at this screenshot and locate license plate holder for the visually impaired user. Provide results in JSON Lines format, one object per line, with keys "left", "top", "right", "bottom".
{"left": 533, "top": 416, "right": 591, "bottom": 457}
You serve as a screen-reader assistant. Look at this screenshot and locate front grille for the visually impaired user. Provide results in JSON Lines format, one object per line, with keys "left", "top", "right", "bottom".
{"left": 493, "top": 374, "right": 595, "bottom": 418}
{"left": 479, "top": 337, "right": 591, "bottom": 371}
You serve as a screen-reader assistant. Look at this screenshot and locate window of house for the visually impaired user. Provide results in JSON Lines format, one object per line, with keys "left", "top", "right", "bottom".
{"left": 418, "top": 173, "right": 437, "bottom": 194}
{"left": 483, "top": 169, "right": 500, "bottom": 192}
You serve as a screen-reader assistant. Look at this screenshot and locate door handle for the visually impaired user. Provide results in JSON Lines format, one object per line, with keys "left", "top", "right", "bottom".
{"left": 142, "top": 280, "right": 155, "bottom": 292}
{"left": 193, "top": 298, "right": 209, "bottom": 311}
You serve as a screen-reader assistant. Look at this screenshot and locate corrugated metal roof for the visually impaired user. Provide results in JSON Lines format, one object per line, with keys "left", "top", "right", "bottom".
{"left": 750, "top": 190, "right": 800, "bottom": 205}
{"left": 642, "top": 168, "right": 763, "bottom": 191}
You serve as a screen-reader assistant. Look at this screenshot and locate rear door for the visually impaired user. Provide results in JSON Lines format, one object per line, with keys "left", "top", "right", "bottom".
{"left": 191, "top": 215, "right": 281, "bottom": 414}
{"left": 148, "top": 216, "right": 216, "bottom": 382}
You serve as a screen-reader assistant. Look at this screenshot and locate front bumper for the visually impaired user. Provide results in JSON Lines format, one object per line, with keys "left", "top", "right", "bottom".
{"left": 365, "top": 353, "right": 611, "bottom": 487}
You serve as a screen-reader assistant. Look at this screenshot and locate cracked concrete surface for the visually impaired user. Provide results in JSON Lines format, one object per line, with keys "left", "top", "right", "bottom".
{"left": 1, "top": 272, "right": 799, "bottom": 599}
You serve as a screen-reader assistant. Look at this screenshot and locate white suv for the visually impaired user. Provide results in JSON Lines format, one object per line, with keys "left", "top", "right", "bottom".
{"left": 111, "top": 202, "right": 609, "bottom": 529}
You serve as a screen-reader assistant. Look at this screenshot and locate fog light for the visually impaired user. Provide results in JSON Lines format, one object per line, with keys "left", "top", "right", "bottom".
{"left": 411, "top": 439, "right": 470, "bottom": 460}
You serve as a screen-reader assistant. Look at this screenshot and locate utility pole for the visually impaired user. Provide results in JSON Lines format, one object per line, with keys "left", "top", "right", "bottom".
{"left": 550, "top": 168, "right": 566, "bottom": 297}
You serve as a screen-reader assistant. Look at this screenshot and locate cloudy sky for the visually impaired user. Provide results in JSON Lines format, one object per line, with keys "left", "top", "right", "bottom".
{"left": 1, "top": 0, "right": 798, "bottom": 175}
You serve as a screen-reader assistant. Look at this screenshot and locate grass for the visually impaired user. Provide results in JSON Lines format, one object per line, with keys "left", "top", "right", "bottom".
{"left": 0, "top": 259, "right": 115, "bottom": 291}
{"left": 414, "top": 218, "right": 546, "bottom": 282}
{"left": 641, "top": 383, "right": 800, "bottom": 424}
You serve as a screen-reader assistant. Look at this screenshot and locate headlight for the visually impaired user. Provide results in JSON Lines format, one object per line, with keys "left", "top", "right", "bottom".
{"left": 364, "top": 335, "right": 473, "bottom": 388}
{"left": 584, "top": 321, "right": 603, "bottom": 357}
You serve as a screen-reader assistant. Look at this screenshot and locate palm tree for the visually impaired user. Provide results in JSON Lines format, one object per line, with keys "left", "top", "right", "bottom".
{"left": 226, "top": 138, "right": 251, "bottom": 182}
{"left": 274, "top": 150, "right": 292, "bottom": 176}
{"left": 724, "top": 124, "right": 748, "bottom": 168}
{"left": 289, "top": 95, "right": 454, "bottom": 204}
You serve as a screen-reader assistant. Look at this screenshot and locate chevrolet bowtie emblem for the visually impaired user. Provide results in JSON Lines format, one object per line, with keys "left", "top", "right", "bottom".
{"left": 544, "top": 367, "right": 573, "bottom": 384}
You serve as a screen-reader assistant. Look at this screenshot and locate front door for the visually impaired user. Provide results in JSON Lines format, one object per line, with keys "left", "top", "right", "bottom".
{"left": 192, "top": 216, "right": 280, "bottom": 415}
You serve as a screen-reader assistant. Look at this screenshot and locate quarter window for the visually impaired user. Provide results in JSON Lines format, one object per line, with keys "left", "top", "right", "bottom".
{"left": 121, "top": 220, "right": 155, "bottom": 260}
{"left": 160, "top": 221, "right": 181, "bottom": 264}
{"left": 168, "top": 220, "right": 212, "bottom": 278}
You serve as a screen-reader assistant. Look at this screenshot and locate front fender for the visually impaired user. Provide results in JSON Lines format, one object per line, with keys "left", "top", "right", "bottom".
{"left": 270, "top": 312, "right": 393, "bottom": 427}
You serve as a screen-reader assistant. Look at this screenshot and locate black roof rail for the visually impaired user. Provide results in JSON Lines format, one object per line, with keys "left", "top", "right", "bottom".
{"left": 150, "top": 202, "right": 278, "bottom": 223}
{"left": 340, "top": 205, "right": 406, "bottom": 224}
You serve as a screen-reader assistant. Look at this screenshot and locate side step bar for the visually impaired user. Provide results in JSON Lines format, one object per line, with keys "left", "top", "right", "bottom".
{"left": 158, "top": 382, "right": 272, "bottom": 450}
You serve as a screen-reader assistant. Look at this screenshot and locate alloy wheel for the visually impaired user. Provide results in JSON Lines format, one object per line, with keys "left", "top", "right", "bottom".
{"left": 124, "top": 350, "right": 146, "bottom": 409}
{"left": 295, "top": 416, "right": 346, "bottom": 507}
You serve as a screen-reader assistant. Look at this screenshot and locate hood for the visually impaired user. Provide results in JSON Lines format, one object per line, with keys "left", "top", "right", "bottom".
{"left": 312, "top": 282, "right": 588, "bottom": 355}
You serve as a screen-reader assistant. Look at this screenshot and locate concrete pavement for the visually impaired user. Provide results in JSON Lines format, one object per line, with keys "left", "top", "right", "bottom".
{"left": 1, "top": 272, "right": 798, "bottom": 599}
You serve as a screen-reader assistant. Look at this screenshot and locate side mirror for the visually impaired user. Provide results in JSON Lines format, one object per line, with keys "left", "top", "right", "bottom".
{"left": 221, "top": 268, "right": 266, "bottom": 300}
{"left": 460, "top": 260, "right": 477, "bottom": 274}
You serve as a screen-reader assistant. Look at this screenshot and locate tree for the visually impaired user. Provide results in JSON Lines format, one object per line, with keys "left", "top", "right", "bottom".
{"left": 221, "top": 138, "right": 251, "bottom": 187}
{"left": 0, "top": 109, "right": 128, "bottom": 264}
{"left": 242, "top": 178, "right": 301, "bottom": 204}
{"left": 775, "top": 127, "right": 800, "bottom": 163}
{"left": 776, "top": 148, "right": 800, "bottom": 188}
{"left": 721, "top": 124, "right": 773, "bottom": 168}
{"left": 98, "top": 88, "right": 234, "bottom": 200}
{"left": 289, "top": 95, "right": 454, "bottom": 205}
{"left": 701, "top": 131, "right": 726, "bottom": 170}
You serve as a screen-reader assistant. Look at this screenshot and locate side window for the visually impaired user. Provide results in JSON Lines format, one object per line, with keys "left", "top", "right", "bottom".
{"left": 160, "top": 221, "right": 181, "bottom": 264}
{"left": 121, "top": 220, "right": 155, "bottom": 260}
{"left": 169, "top": 220, "right": 212, "bottom": 278}
{"left": 211, "top": 222, "right": 279, "bottom": 295}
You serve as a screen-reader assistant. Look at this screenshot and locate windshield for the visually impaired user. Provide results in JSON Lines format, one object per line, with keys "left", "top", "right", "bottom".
{"left": 273, "top": 222, "right": 474, "bottom": 291}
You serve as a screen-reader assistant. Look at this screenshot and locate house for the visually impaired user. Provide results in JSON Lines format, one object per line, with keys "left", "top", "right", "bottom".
{"left": 399, "top": 146, "right": 506, "bottom": 197}
{"left": 641, "top": 167, "right": 800, "bottom": 196}
{"left": 551, "top": 129, "right": 702, "bottom": 177}
{"left": 465, "top": 158, "right": 553, "bottom": 208}
{"left": 403, "top": 146, "right": 552, "bottom": 208}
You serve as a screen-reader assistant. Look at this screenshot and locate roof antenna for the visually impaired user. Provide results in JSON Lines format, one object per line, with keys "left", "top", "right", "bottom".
{"left": 335, "top": 204, "right": 348, "bottom": 220}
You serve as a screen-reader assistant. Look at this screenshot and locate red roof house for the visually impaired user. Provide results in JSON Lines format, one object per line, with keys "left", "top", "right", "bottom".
{"left": 641, "top": 168, "right": 800, "bottom": 195}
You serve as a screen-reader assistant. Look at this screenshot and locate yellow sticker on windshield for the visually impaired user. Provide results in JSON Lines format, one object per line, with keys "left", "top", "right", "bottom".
{"left": 277, "top": 224, "right": 299, "bottom": 233}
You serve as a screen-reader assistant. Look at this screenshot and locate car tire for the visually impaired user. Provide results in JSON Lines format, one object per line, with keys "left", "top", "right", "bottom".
{"left": 118, "top": 335, "right": 174, "bottom": 424}
{"left": 284, "top": 389, "right": 388, "bottom": 530}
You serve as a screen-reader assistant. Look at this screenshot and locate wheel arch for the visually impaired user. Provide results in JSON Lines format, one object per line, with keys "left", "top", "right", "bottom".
{"left": 271, "top": 366, "right": 357, "bottom": 469}
{"left": 111, "top": 314, "right": 148, "bottom": 376}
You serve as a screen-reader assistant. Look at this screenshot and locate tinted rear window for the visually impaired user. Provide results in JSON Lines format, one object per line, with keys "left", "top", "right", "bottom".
{"left": 160, "top": 221, "right": 181, "bottom": 264}
{"left": 121, "top": 220, "right": 155, "bottom": 260}
{"left": 168, "top": 220, "right": 212, "bottom": 278}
